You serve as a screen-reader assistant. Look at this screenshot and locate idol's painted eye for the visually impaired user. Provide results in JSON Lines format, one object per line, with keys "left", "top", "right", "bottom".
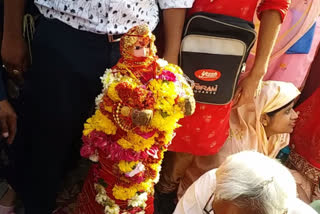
{"left": 135, "top": 46, "right": 142, "bottom": 50}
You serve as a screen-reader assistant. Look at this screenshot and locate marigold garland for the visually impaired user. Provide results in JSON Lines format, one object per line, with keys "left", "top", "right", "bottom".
{"left": 80, "top": 26, "right": 194, "bottom": 214}
{"left": 112, "top": 179, "right": 153, "bottom": 201}
{"left": 83, "top": 110, "right": 117, "bottom": 136}
{"left": 150, "top": 110, "right": 183, "bottom": 133}
{"left": 116, "top": 134, "right": 157, "bottom": 153}
{"left": 148, "top": 79, "right": 178, "bottom": 115}
{"left": 107, "top": 82, "right": 122, "bottom": 102}
{"left": 118, "top": 160, "right": 139, "bottom": 173}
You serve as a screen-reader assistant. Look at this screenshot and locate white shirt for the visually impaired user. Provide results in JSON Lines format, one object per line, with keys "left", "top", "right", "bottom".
{"left": 174, "top": 169, "right": 317, "bottom": 214}
{"left": 34, "top": 0, "right": 194, "bottom": 34}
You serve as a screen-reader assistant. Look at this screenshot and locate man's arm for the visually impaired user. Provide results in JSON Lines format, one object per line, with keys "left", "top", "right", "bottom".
{"left": 162, "top": 8, "right": 187, "bottom": 64}
{"left": 0, "top": 67, "right": 17, "bottom": 144}
{"left": 0, "top": 68, "right": 6, "bottom": 101}
{"left": 0, "top": 0, "right": 25, "bottom": 144}
{"left": 233, "top": 10, "right": 282, "bottom": 108}
{"left": 1, "top": 0, "right": 28, "bottom": 74}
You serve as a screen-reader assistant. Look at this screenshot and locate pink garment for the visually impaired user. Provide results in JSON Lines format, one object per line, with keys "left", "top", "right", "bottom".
{"left": 263, "top": 19, "right": 320, "bottom": 88}
{"left": 244, "top": 0, "right": 320, "bottom": 89}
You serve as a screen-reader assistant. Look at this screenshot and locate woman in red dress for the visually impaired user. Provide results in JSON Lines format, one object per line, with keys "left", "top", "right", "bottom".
{"left": 156, "top": 0, "right": 291, "bottom": 205}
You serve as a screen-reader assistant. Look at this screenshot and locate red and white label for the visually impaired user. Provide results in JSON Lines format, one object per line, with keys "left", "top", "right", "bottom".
{"left": 194, "top": 69, "right": 221, "bottom": 82}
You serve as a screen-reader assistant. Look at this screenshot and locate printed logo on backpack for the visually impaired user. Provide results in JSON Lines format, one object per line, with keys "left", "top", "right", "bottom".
{"left": 180, "top": 13, "right": 257, "bottom": 105}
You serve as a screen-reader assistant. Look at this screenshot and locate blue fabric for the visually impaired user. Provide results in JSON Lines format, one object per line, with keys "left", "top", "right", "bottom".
{"left": 276, "top": 146, "right": 291, "bottom": 163}
{"left": 286, "top": 23, "right": 316, "bottom": 54}
{"left": 280, "top": 146, "right": 291, "bottom": 155}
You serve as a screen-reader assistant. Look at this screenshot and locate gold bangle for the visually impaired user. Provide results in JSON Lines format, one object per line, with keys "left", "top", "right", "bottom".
{"left": 113, "top": 103, "right": 131, "bottom": 132}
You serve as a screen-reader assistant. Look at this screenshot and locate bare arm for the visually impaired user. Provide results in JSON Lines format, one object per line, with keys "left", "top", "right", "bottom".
{"left": 1, "top": 0, "right": 28, "bottom": 74}
{"left": 3, "top": 0, "right": 25, "bottom": 38}
{"left": 250, "top": 10, "right": 282, "bottom": 79}
{"left": 233, "top": 10, "right": 282, "bottom": 108}
{"left": 162, "top": 8, "right": 187, "bottom": 64}
{"left": 0, "top": 0, "right": 26, "bottom": 144}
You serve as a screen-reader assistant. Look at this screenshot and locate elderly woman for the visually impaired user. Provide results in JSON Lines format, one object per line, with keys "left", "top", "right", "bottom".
{"left": 176, "top": 80, "right": 300, "bottom": 197}
{"left": 174, "top": 151, "right": 316, "bottom": 214}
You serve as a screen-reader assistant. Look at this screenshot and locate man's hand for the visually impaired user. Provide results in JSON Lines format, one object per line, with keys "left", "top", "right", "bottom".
{"left": 0, "top": 100, "right": 17, "bottom": 144}
{"left": 232, "top": 67, "right": 264, "bottom": 109}
{"left": 1, "top": 35, "right": 28, "bottom": 78}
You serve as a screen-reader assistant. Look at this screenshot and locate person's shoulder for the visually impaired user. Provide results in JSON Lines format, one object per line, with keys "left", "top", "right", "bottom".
{"left": 196, "top": 168, "right": 217, "bottom": 186}
{"left": 174, "top": 169, "right": 217, "bottom": 214}
{"left": 193, "top": 169, "right": 217, "bottom": 204}
{"left": 289, "top": 198, "right": 317, "bottom": 214}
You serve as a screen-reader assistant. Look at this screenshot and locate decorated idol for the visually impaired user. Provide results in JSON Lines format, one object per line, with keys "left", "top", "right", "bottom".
{"left": 75, "top": 24, "right": 195, "bottom": 214}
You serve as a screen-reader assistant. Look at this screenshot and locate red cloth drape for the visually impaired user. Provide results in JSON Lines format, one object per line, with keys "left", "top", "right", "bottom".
{"left": 290, "top": 87, "right": 320, "bottom": 169}
{"left": 188, "top": 0, "right": 290, "bottom": 22}
{"left": 168, "top": 103, "right": 231, "bottom": 155}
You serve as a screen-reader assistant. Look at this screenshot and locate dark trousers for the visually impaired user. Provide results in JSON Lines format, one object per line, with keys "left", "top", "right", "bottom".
{"left": 9, "top": 16, "right": 121, "bottom": 214}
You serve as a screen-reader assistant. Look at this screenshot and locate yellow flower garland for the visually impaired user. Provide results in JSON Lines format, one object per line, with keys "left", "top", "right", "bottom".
{"left": 112, "top": 179, "right": 153, "bottom": 201}
{"left": 83, "top": 58, "right": 194, "bottom": 212}
{"left": 150, "top": 109, "right": 183, "bottom": 133}
{"left": 102, "top": 104, "right": 113, "bottom": 113}
{"left": 118, "top": 161, "right": 138, "bottom": 173}
{"left": 117, "top": 132, "right": 158, "bottom": 152}
{"left": 162, "top": 64, "right": 194, "bottom": 97}
{"left": 83, "top": 110, "right": 117, "bottom": 136}
{"left": 107, "top": 82, "right": 121, "bottom": 102}
{"left": 148, "top": 163, "right": 161, "bottom": 174}
{"left": 148, "top": 79, "right": 178, "bottom": 115}
{"left": 163, "top": 64, "right": 183, "bottom": 75}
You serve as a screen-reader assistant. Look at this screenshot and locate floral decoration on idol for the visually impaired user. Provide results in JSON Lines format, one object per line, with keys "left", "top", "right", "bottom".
{"left": 80, "top": 24, "right": 195, "bottom": 214}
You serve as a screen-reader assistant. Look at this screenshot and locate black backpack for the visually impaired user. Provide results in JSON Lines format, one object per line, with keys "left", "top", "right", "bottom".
{"left": 180, "top": 12, "right": 257, "bottom": 105}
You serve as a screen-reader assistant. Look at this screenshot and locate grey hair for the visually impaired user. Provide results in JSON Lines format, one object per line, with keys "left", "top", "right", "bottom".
{"left": 215, "top": 151, "right": 296, "bottom": 214}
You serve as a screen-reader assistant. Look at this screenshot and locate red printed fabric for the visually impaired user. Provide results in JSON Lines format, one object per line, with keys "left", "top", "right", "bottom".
{"left": 257, "top": 0, "right": 290, "bottom": 22}
{"left": 168, "top": 103, "right": 231, "bottom": 156}
{"left": 75, "top": 160, "right": 155, "bottom": 214}
{"left": 188, "top": 0, "right": 289, "bottom": 22}
{"left": 290, "top": 87, "right": 320, "bottom": 169}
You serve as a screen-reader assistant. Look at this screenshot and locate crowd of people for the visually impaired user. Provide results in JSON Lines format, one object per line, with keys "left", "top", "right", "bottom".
{"left": 0, "top": 0, "right": 319, "bottom": 214}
